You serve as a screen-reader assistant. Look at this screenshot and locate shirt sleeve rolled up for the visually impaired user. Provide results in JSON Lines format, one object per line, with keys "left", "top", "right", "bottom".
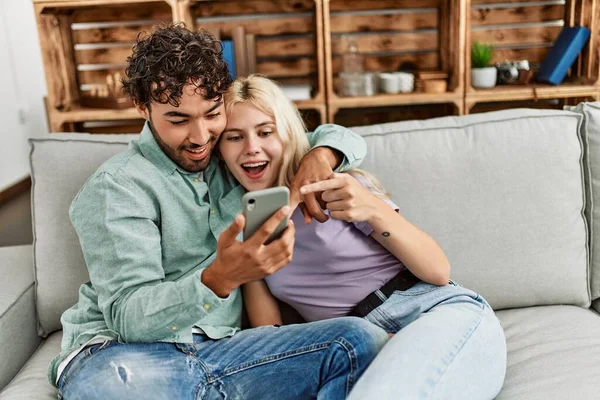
{"left": 307, "top": 124, "right": 367, "bottom": 171}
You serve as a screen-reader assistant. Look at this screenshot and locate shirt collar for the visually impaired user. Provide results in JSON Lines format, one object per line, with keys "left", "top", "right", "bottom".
{"left": 134, "top": 121, "right": 201, "bottom": 177}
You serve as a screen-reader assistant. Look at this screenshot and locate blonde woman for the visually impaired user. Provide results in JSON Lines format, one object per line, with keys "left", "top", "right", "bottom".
{"left": 219, "top": 75, "right": 507, "bottom": 399}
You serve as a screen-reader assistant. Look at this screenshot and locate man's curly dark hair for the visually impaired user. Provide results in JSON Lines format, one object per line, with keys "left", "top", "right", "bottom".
{"left": 122, "top": 23, "right": 232, "bottom": 107}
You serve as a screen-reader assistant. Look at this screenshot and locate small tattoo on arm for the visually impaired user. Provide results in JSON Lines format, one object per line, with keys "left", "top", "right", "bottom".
{"left": 381, "top": 231, "right": 390, "bottom": 237}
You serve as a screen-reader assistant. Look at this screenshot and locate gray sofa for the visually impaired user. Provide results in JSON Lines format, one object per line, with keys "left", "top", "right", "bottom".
{"left": 2, "top": 106, "right": 600, "bottom": 399}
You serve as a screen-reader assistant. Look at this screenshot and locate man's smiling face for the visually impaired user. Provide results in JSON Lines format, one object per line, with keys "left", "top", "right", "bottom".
{"left": 136, "top": 83, "right": 227, "bottom": 173}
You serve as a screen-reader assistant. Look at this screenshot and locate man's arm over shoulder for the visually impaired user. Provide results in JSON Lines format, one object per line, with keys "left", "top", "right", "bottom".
{"left": 70, "top": 172, "right": 227, "bottom": 343}
{"left": 306, "top": 124, "right": 367, "bottom": 171}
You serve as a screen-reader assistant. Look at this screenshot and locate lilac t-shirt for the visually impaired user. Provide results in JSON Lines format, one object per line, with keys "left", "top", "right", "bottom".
{"left": 265, "top": 195, "right": 405, "bottom": 322}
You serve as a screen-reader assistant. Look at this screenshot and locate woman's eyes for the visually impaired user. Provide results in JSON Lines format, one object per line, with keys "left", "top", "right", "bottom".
{"left": 226, "top": 131, "right": 272, "bottom": 141}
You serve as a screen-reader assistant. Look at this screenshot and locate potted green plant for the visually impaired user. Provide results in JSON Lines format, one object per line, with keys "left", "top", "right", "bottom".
{"left": 471, "top": 41, "right": 496, "bottom": 88}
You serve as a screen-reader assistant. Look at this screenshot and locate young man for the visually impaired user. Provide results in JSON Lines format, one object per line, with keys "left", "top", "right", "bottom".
{"left": 49, "top": 24, "right": 388, "bottom": 399}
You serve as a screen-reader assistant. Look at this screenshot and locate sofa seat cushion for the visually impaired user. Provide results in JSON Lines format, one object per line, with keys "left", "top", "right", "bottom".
{"left": 0, "top": 332, "right": 60, "bottom": 399}
{"left": 496, "top": 305, "right": 600, "bottom": 399}
{"left": 2, "top": 307, "right": 599, "bottom": 399}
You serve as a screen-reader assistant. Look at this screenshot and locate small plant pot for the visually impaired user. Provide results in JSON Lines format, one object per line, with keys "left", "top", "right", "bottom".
{"left": 471, "top": 67, "right": 497, "bottom": 89}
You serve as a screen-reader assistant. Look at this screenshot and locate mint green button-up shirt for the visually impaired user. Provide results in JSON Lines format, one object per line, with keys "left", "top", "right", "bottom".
{"left": 48, "top": 122, "right": 366, "bottom": 384}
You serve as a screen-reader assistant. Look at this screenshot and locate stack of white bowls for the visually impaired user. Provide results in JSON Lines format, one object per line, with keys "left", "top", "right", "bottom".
{"left": 379, "top": 72, "right": 414, "bottom": 94}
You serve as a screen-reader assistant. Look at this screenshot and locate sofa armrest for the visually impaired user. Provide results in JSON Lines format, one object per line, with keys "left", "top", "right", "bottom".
{"left": 0, "top": 245, "right": 42, "bottom": 391}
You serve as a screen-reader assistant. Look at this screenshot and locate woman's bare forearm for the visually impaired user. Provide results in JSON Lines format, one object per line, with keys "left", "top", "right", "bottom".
{"left": 242, "top": 280, "right": 283, "bottom": 327}
{"left": 368, "top": 198, "right": 451, "bottom": 285}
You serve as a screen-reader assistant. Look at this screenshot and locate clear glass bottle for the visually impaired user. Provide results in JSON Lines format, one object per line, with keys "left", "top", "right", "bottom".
{"left": 340, "top": 37, "right": 365, "bottom": 96}
{"left": 342, "top": 39, "right": 364, "bottom": 74}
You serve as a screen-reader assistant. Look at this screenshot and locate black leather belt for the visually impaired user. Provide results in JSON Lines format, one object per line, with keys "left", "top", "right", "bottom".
{"left": 350, "top": 269, "right": 421, "bottom": 318}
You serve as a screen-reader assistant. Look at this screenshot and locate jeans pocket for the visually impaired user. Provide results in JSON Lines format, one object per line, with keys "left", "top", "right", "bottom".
{"left": 394, "top": 282, "right": 440, "bottom": 297}
{"left": 61, "top": 341, "right": 113, "bottom": 391}
{"left": 448, "top": 279, "right": 462, "bottom": 287}
{"left": 175, "top": 342, "right": 197, "bottom": 356}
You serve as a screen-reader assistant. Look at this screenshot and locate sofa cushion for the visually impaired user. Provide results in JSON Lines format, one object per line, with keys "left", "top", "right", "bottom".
{"left": 0, "top": 332, "right": 60, "bottom": 399}
{"left": 30, "top": 134, "right": 137, "bottom": 335}
{"left": 0, "top": 245, "right": 41, "bottom": 391}
{"left": 495, "top": 306, "right": 600, "bottom": 399}
{"left": 2, "top": 309, "right": 599, "bottom": 400}
{"left": 565, "top": 102, "right": 600, "bottom": 301}
{"left": 352, "top": 109, "right": 589, "bottom": 310}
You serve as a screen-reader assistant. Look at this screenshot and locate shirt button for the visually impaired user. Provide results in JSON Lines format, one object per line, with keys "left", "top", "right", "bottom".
{"left": 193, "top": 178, "right": 200, "bottom": 183}
{"left": 210, "top": 208, "right": 216, "bottom": 215}
{"left": 203, "top": 304, "right": 211, "bottom": 310}
{"left": 170, "top": 325, "right": 178, "bottom": 331}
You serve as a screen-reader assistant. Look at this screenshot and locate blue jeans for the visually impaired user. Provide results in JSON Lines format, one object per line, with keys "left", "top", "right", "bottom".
{"left": 58, "top": 317, "right": 389, "bottom": 400}
{"left": 348, "top": 281, "right": 507, "bottom": 399}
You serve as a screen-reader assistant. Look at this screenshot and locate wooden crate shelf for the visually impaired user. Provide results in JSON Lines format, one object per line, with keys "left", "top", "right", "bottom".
{"left": 48, "top": 100, "right": 325, "bottom": 132}
{"left": 34, "top": 0, "right": 179, "bottom": 131}
{"left": 49, "top": 106, "right": 141, "bottom": 124}
{"left": 32, "top": 0, "right": 600, "bottom": 131}
{"left": 464, "top": 0, "right": 600, "bottom": 114}
{"left": 179, "top": 0, "right": 327, "bottom": 123}
{"left": 323, "top": 0, "right": 467, "bottom": 122}
{"left": 331, "top": 92, "right": 463, "bottom": 108}
{"left": 467, "top": 83, "right": 599, "bottom": 102}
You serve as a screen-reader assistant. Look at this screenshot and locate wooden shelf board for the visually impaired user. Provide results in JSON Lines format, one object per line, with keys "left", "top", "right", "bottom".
{"left": 294, "top": 99, "right": 325, "bottom": 110}
{"left": 51, "top": 106, "right": 141, "bottom": 123}
{"left": 330, "top": 92, "right": 461, "bottom": 109}
{"left": 466, "top": 84, "right": 600, "bottom": 102}
{"left": 34, "top": 0, "right": 172, "bottom": 5}
{"left": 51, "top": 99, "right": 324, "bottom": 123}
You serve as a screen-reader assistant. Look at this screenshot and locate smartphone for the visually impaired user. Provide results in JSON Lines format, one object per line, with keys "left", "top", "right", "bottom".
{"left": 242, "top": 186, "right": 290, "bottom": 244}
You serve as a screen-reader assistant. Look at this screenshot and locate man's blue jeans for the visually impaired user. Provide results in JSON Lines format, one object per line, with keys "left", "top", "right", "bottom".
{"left": 57, "top": 317, "right": 389, "bottom": 399}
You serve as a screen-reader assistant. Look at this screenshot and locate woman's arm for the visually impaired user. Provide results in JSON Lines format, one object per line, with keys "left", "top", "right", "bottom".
{"left": 365, "top": 196, "right": 451, "bottom": 285}
{"left": 242, "top": 280, "right": 283, "bottom": 327}
{"left": 300, "top": 173, "right": 450, "bottom": 286}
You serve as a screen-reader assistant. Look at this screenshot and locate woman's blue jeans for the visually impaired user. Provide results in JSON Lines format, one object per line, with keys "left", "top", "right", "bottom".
{"left": 348, "top": 281, "right": 507, "bottom": 399}
{"left": 57, "top": 317, "right": 389, "bottom": 400}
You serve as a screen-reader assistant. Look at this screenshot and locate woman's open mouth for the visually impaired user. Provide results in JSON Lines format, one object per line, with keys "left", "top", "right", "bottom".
{"left": 241, "top": 161, "right": 269, "bottom": 179}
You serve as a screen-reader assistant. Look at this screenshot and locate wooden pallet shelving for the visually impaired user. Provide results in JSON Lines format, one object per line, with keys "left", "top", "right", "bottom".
{"left": 323, "top": 0, "right": 467, "bottom": 123}
{"left": 464, "top": 0, "right": 600, "bottom": 114}
{"left": 35, "top": 0, "right": 180, "bottom": 132}
{"left": 179, "top": 0, "right": 328, "bottom": 124}
{"left": 33, "top": 0, "right": 600, "bottom": 131}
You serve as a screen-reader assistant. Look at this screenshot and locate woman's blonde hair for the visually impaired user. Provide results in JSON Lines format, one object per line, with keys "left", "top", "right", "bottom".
{"left": 223, "top": 74, "right": 390, "bottom": 199}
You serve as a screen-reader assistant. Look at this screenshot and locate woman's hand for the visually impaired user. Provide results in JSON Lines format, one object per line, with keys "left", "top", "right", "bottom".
{"left": 300, "top": 173, "right": 380, "bottom": 223}
{"left": 303, "top": 173, "right": 451, "bottom": 286}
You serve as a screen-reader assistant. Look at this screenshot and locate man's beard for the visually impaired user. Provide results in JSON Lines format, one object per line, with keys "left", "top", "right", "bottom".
{"left": 148, "top": 120, "right": 213, "bottom": 173}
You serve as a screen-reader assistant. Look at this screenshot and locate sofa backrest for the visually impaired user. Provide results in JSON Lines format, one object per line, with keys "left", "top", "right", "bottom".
{"left": 30, "top": 134, "right": 137, "bottom": 336}
{"left": 352, "top": 108, "right": 589, "bottom": 310}
{"left": 565, "top": 102, "right": 600, "bottom": 304}
{"left": 29, "top": 109, "right": 592, "bottom": 335}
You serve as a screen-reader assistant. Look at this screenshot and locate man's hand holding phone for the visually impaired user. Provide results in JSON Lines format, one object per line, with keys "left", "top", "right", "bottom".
{"left": 202, "top": 206, "right": 295, "bottom": 298}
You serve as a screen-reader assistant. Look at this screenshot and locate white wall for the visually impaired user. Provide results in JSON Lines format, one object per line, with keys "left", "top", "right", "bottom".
{"left": 0, "top": 0, "right": 48, "bottom": 192}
